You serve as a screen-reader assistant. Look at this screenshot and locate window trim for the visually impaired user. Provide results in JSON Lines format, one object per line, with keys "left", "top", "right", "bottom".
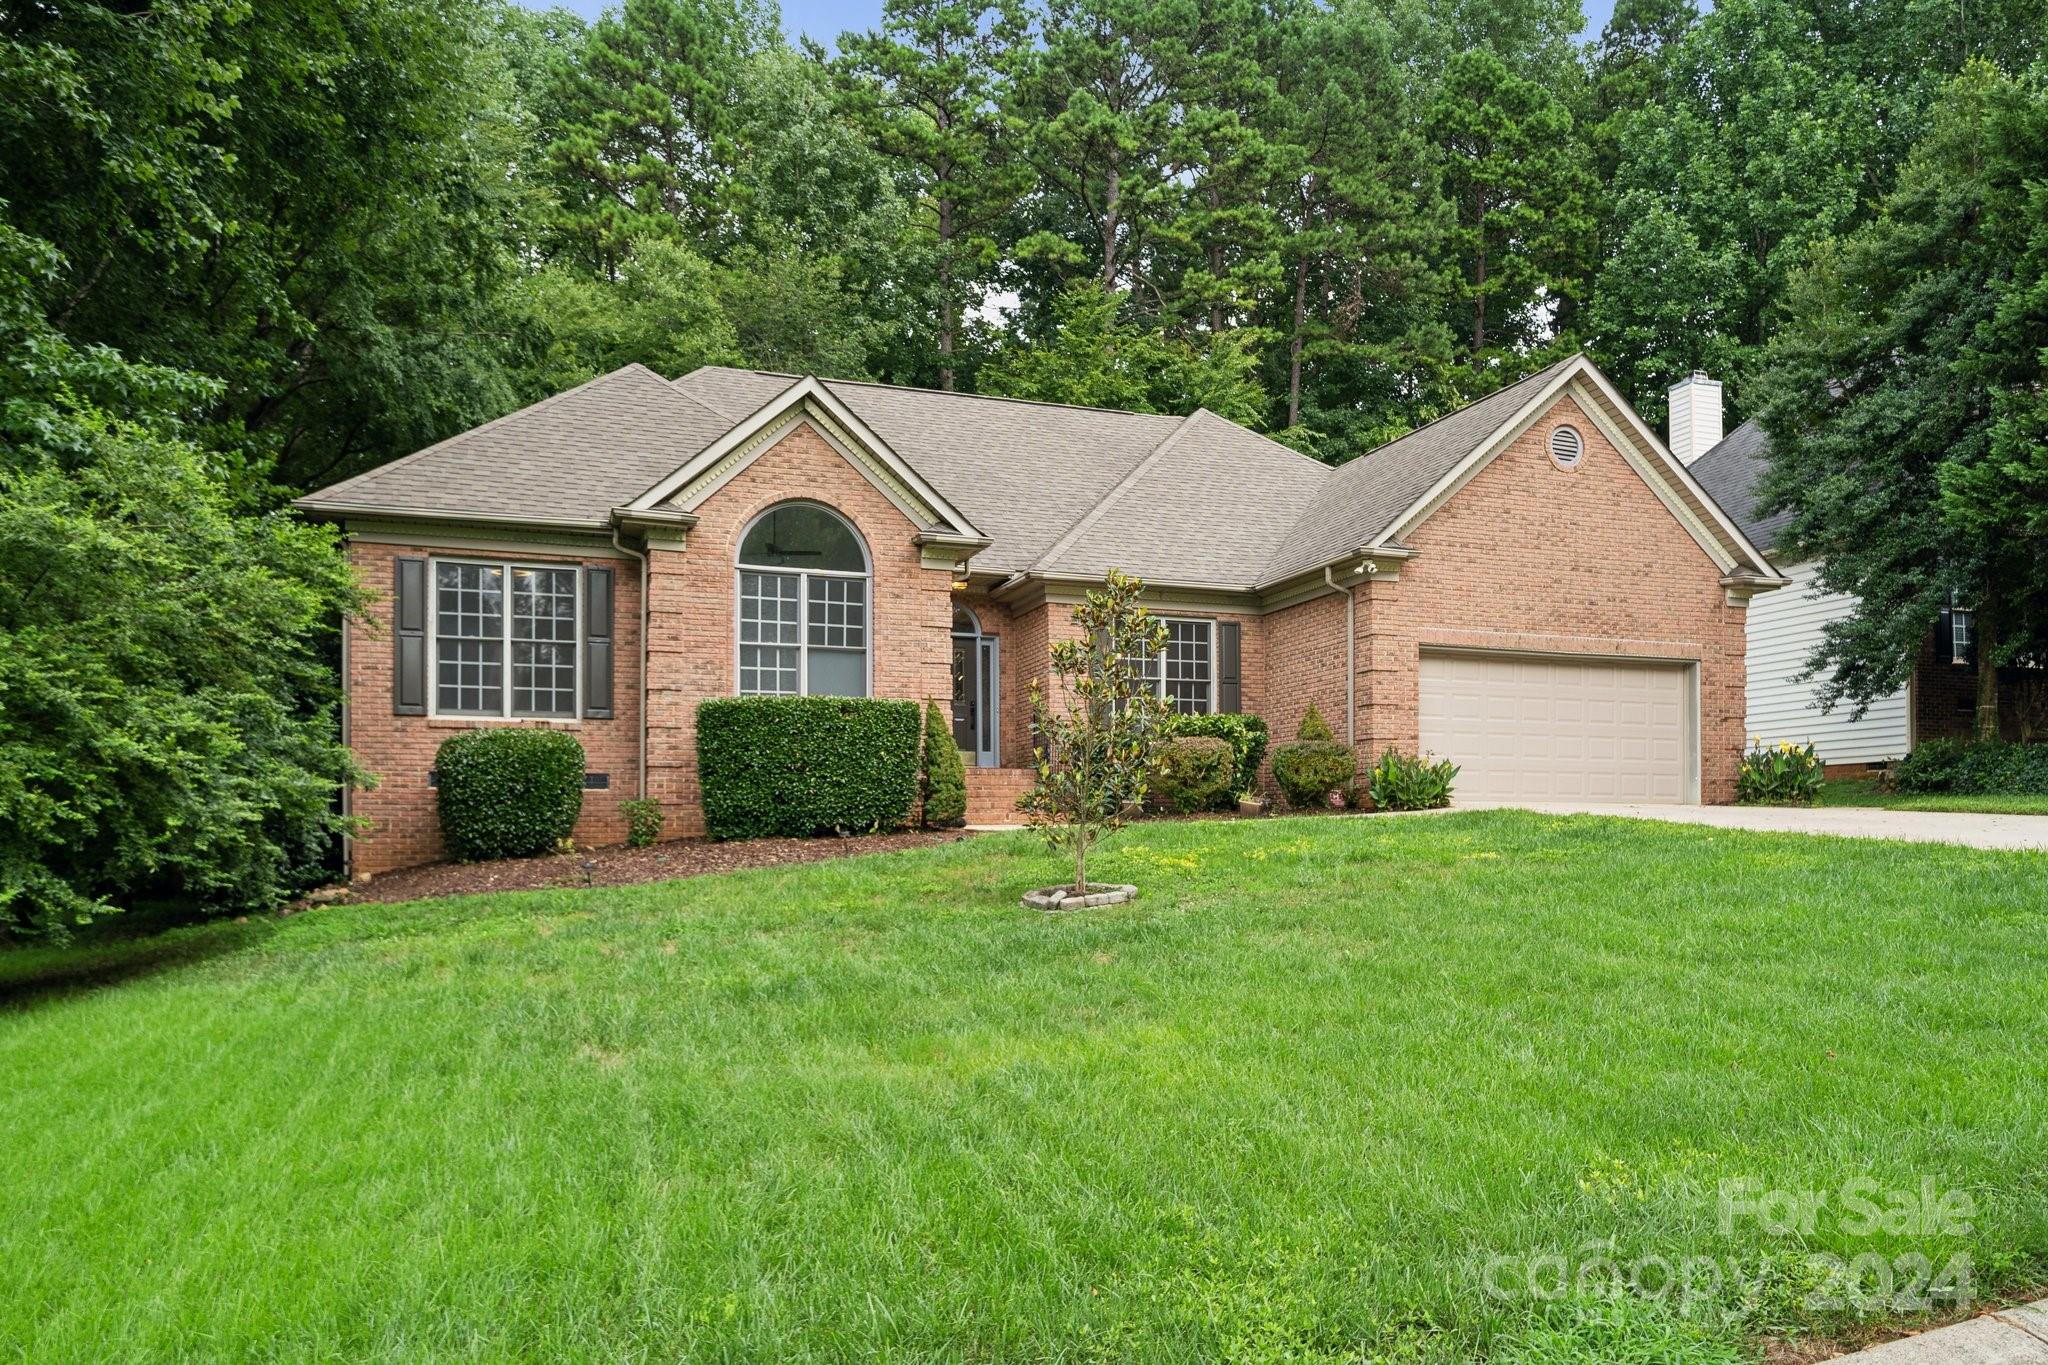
{"left": 425, "top": 555, "right": 582, "bottom": 722}
{"left": 732, "top": 502, "right": 875, "bottom": 699}
{"left": 1142, "top": 616, "right": 1217, "bottom": 716}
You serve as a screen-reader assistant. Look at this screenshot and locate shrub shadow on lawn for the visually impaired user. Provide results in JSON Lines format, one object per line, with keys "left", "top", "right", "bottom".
{"left": 0, "top": 922, "right": 255, "bottom": 1014}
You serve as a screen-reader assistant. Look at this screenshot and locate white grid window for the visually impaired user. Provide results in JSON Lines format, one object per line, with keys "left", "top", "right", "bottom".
{"left": 1132, "top": 618, "right": 1214, "bottom": 715}
{"left": 1164, "top": 619, "right": 1213, "bottom": 715}
{"left": 1951, "top": 596, "right": 1974, "bottom": 665}
{"left": 739, "top": 570, "right": 801, "bottom": 695}
{"left": 512, "top": 568, "right": 579, "bottom": 717}
{"left": 736, "top": 503, "right": 869, "bottom": 697}
{"left": 433, "top": 560, "right": 578, "bottom": 718}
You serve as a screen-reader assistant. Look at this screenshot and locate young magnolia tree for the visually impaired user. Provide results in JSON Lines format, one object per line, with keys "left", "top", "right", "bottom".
{"left": 1021, "top": 569, "right": 1174, "bottom": 894}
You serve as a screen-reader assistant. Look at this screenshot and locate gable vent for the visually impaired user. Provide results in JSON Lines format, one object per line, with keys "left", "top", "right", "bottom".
{"left": 1548, "top": 424, "right": 1584, "bottom": 469}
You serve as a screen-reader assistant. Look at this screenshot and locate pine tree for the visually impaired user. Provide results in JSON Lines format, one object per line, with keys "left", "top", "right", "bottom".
{"left": 1427, "top": 49, "right": 1596, "bottom": 375}
{"left": 839, "top": 0, "right": 1030, "bottom": 388}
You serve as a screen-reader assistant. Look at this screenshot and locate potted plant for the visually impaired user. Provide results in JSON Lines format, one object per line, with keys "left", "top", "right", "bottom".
{"left": 1018, "top": 569, "right": 1173, "bottom": 910}
{"left": 1235, "top": 789, "right": 1267, "bottom": 817}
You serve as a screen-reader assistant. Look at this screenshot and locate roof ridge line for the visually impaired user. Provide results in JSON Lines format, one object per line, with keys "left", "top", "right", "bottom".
{"left": 673, "top": 385, "right": 738, "bottom": 424}
{"left": 687, "top": 365, "right": 1193, "bottom": 423}
{"left": 1024, "top": 409, "right": 1212, "bottom": 576}
{"left": 1337, "top": 353, "right": 1580, "bottom": 473}
{"left": 1251, "top": 354, "right": 1585, "bottom": 585}
{"left": 301, "top": 364, "right": 679, "bottom": 505}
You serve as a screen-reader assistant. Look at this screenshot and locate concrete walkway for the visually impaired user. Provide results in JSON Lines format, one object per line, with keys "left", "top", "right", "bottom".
{"left": 1825, "top": 1299, "right": 2048, "bottom": 1361}
{"left": 1462, "top": 801, "right": 2048, "bottom": 852}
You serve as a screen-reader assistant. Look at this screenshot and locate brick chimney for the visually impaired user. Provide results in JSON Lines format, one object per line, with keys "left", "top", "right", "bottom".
{"left": 1667, "top": 372, "right": 1724, "bottom": 465}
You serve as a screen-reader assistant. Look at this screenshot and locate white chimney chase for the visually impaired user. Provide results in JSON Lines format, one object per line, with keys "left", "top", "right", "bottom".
{"left": 1667, "top": 372, "right": 1724, "bottom": 465}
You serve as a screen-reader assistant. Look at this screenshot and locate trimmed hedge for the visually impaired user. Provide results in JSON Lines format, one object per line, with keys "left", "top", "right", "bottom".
{"left": 1166, "top": 712, "right": 1269, "bottom": 796}
{"left": 919, "top": 700, "right": 968, "bottom": 828}
{"left": 698, "top": 696, "right": 922, "bottom": 839}
{"left": 1893, "top": 739, "right": 2048, "bottom": 795}
{"left": 435, "top": 728, "right": 586, "bottom": 861}
{"left": 1152, "top": 735, "right": 1235, "bottom": 813}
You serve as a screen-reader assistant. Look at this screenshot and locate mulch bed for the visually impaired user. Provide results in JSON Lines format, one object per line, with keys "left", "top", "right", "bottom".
{"left": 335, "top": 829, "right": 976, "bottom": 906}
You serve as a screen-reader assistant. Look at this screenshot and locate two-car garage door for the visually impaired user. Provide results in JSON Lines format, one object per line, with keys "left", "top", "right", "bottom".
{"left": 1418, "top": 651, "right": 1696, "bottom": 804}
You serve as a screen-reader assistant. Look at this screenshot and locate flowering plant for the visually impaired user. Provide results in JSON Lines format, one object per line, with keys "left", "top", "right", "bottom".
{"left": 1736, "top": 736, "right": 1824, "bottom": 805}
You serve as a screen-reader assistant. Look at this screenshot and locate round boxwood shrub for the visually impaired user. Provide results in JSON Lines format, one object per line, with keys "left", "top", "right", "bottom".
{"left": 435, "top": 728, "right": 587, "bottom": 861}
{"left": 1152, "top": 735, "right": 1235, "bottom": 813}
{"left": 1272, "top": 741, "right": 1356, "bottom": 810}
{"left": 1165, "top": 712, "right": 1269, "bottom": 796}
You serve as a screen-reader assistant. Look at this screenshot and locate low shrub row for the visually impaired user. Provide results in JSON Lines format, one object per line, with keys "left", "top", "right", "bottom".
{"left": 1893, "top": 738, "right": 2048, "bottom": 795}
{"left": 698, "top": 696, "right": 922, "bottom": 839}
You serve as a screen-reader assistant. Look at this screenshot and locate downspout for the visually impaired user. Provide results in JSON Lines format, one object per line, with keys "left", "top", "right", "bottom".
{"left": 611, "top": 525, "right": 649, "bottom": 800}
{"left": 1323, "top": 566, "right": 1356, "bottom": 749}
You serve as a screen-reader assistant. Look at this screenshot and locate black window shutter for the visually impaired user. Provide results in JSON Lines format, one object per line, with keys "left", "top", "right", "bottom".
{"left": 394, "top": 557, "right": 427, "bottom": 715}
{"left": 583, "top": 566, "right": 615, "bottom": 718}
{"left": 1218, "top": 621, "right": 1242, "bottom": 713}
{"left": 1938, "top": 605, "right": 1957, "bottom": 665}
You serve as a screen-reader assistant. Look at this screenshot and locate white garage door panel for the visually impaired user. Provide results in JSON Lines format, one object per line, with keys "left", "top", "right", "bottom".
{"left": 1419, "top": 652, "right": 1694, "bottom": 805}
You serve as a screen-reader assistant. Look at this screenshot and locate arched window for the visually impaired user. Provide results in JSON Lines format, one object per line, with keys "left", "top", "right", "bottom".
{"left": 736, "top": 502, "right": 870, "bottom": 697}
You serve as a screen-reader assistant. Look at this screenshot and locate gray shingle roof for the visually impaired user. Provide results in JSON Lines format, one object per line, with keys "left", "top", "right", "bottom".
{"left": 1260, "top": 356, "right": 1578, "bottom": 585}
{"left": 678, "top": 368, "right": 1183, "bottom": 576}
{"left": 1688, "top": 419, "right": 1790, "bottom": 555}
{"left": 1034, "top": 409, "right": 1331, "bottom": 589}
{"left": 296, "top": 365, "right": 734, "bottom": 527}
{"left": 300, "top": 353, "right": 1690, "bottom": 592}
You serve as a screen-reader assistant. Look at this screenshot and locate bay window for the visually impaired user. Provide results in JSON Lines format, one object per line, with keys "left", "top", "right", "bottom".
{"left": 736, "top": 502, "right": 871, "bottom": 697}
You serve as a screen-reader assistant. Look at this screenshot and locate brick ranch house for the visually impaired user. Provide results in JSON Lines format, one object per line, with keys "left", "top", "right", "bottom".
{"left": 296, "top": 353, "right": 1784, "bottom": 875}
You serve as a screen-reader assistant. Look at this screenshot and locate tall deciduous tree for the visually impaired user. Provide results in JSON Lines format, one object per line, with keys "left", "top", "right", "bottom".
{"left": 839, "top": 0, "right": 1029, "bottom": 388}
{"left": 981, "top": 282, "right": 1265, "bottom": 424}
{"left": 1753, "top": 63, "right": 2048, "bottom": 737}
{"left": 0, "top": 223, "right": 365, "bottom": 938}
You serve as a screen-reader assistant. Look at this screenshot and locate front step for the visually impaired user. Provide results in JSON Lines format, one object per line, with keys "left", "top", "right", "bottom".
{"left": 964, "top": 766, "right": 1035, "bottom": 825}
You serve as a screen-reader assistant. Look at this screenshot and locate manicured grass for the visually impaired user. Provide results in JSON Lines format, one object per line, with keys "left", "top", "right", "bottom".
{"left": 1820, "top": 776, "right": 2048, "bottom": 815}
{"left": 5, "top": 812, "right": 2047, "bottom": 1362}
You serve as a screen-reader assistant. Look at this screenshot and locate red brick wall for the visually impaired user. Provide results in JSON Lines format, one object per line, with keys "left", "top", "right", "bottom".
{"left": 343, "top": 538, "right": 643, "bottom": 874}
{"left": 643, "top": 421, "right": 955, "bottom": 834}
{"left": 1911, "top": 630, "right": 2033, "bottom": 743}
{"left": 1352, "top": 392, "right": 1750, "bottom": 801}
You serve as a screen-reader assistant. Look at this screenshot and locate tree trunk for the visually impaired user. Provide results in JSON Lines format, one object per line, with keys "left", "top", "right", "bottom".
{"left": 1288, "top": 258, "right": 1308, "bottom": 428}
{"left": 937, "top": 195, "right": 957, "bottom": 391}
{"left": 1472, "top": 240, "right": 1488, "bottom": 358}
{"left": 1101, "top": 158, "right": 1121, "bottom": 292}
{"left": 1975, "top": 606, "right": 2001, "bottom": 742}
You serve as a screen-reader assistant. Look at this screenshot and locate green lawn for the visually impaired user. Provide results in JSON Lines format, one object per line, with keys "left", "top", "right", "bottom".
{"left": 5, "top": 811, "right": 2047, "bottom": 1362}
{"left": 1820, "top": 776, "right": 2048, "bottom": 815}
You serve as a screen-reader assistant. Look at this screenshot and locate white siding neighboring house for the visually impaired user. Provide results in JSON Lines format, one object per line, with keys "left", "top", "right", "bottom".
{"left": 1742, "top": 559, "right": 1911, "bottom": 761}
{"left": 1674, "top": 375, "right": 1912, "bottom": 766}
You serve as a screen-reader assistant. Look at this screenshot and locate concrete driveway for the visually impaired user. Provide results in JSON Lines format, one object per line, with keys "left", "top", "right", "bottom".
{"left": 1464, "top": 801, "right": 2048, "bottom": 852}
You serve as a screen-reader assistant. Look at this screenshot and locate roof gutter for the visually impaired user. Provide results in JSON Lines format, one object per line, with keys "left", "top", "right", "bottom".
{"left": 291, "top": 502, "right": 612, "bottom": 531}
